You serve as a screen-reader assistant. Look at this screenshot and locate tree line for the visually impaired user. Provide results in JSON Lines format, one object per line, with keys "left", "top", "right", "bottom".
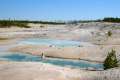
{"left": 0, "top": 17, "right": 120, "bottom": 28}
{"left": 0, "top": 20, "right": 66, "bottom": 28}
{"left": 103, "top": 17, "right": 120, "bottom": 23}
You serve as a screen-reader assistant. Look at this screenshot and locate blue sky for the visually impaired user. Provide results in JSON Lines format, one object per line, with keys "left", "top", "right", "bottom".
{"left": 0, "top": 0, "right": 120, "bottom": 21}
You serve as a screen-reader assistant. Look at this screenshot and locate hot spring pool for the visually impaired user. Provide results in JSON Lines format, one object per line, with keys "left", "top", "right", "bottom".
{"left": 20, "top": 38, "right": 94, "bottom": 47}
{"left": 0, "top": 52, "right": 103, "bottom": 69}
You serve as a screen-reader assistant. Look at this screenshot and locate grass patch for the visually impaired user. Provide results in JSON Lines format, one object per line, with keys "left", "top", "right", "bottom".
{"left": 0, "top": 37, "right": 9, "bottom": 40}
{"left": 112, "top": 26, "right": 120, "bottom": 29}
{"left": 40, "top": 25, "right": 45, "bottom": 28}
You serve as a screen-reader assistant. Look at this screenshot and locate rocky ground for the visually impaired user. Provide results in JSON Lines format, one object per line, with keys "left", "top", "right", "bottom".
{"left": 0, "top": 62, "right": 119, "bottom": 80}
{"left": 0, "top": 22, "right": 120, "bottom": 80}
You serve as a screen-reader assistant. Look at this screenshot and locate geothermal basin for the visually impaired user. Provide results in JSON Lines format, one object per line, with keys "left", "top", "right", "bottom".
{"left": 0, "top": 38, "right": 103, "bottom": 70}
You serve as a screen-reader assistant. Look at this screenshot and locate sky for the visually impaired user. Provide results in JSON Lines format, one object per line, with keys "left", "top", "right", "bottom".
{"left": 0, "top": 0, "right": 120, "bottom": 21}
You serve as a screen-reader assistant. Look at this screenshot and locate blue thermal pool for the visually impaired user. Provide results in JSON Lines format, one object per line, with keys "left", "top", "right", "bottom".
{"left": 20, "top": 38, "right": 94, "bottom": 47}
{"left": 0, "top": 52, "right": 103, "bottom": 69}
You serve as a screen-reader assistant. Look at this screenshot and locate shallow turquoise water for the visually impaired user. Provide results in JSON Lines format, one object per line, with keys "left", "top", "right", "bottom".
{"left": 20, "top": 38, "right": 85, "bottom": 47}
{"left": 0, "top": 52, "right": 103, "bottom": 69}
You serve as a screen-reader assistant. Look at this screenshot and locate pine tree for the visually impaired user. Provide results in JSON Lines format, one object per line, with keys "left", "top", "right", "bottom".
{"left": 104, "top": 49, "right": 118, "bottom": 70}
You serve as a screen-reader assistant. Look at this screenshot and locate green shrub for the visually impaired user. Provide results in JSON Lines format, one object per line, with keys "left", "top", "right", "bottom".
{"left": 40, "top": 25, "right": 45, "bottom": 28}
{"left": 107, "top": 31, "right": 112, "bottom": 37}
{"left": 104, "top": 49, "right": 119, "bottom": 70}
